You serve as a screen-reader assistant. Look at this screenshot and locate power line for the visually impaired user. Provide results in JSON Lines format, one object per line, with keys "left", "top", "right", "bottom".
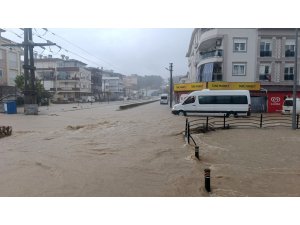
{"left": 44, "top": 28, "right": 121, "bottom": 71}
{"left": 31, "top": 30, "right": 104, "bottom": 67}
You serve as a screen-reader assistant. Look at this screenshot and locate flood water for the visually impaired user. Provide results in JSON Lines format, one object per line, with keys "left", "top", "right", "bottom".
{"left": 2, "top": 101, "right": 300, "bottom": 197}
{"left": 0, "top": 101, "right": 203, "bottom": 196}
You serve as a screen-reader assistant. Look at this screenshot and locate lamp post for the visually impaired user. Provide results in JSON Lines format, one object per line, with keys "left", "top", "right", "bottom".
{"left": 292, "top": 28, "right": 298, "bottom": 129}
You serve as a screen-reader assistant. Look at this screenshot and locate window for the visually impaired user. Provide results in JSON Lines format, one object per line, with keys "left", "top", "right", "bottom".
{"left": 0, "top": 69, "right": 3, "bottom": 80}
{"left": 8, "top": 70, "right": 17, "bottom": 86}
{"left": 8, "top": 52, "right": 18, "bottom": 69}
{"left": 233, "top": 38, "right": 247, "bottom": 52}
{"left": 260, "top": 40, "right": 272, "bottom": 57}
{"left": 198, "top": 96, "right": 248, "bottom": 104}
{"left": 183, "top": 96, "right": 195, "bottom": 105}
{"left": 284, "top": 64, "right": 294, "bottom": 80}
{"left": 259, "top": 64, "right": 271, "bottom": 81}
{"left": 232, "top": 63, "right": 246, "bottom": 76}
{"left": 285, "top": 39, "right": 295, "bottom": 57}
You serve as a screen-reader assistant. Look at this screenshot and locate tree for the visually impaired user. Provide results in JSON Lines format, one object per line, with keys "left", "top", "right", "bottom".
{"left": 14, "top": 74, "right": 51, "bottom": 105}
{"left": 15, "top": 74, "right": 25, "bottom": 91}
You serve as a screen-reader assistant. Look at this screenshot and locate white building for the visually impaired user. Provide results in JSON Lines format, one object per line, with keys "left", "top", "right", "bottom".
{"left": 35, "top": 57, "right": 92, "bottom": 102}
{"left": 186, "top": 28, "right": 257, "bottom": 83}
{"left": 102, "top": 76, "right": 124, "bottom": 100}
{"left": 0, "top": 36, "right": 22, "bottom": 87}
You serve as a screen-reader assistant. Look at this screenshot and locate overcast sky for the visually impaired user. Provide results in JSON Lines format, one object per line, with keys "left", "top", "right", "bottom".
{"left": 2, "top": 28, "right": 193, "bottom": 79}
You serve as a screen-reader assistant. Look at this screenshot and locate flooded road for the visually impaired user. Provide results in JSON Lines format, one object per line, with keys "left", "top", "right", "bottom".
{"left": 1, "top": 102, "right": 203, "bottom": 196}
{"left": 2, "top": 101, "right": 300, "bottom": 196}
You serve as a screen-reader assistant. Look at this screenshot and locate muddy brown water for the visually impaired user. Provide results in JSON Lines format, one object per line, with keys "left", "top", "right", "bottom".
{"left": 1, "top": 102, "right": 300, "bottom": 196}
{"left": 0, "top": 102, "right": 204, "bottom": 196}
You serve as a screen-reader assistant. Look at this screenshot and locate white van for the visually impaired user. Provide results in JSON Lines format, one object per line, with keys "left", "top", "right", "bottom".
{"left": 160, "top": 94, "right": 169, "bottom": 104}
{"left": 282, "top": 98, "right": 300, "bottom": 114}
{"left": 172, "top": 89, "right": 251, "bottom": 117}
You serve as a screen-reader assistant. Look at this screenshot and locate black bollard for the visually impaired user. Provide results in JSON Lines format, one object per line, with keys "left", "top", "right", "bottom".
{"left": 195, "top": 146, "right": 199, "bottom": 159}
{"left": 204, "top": 169, "right": 211, "bottom": 192}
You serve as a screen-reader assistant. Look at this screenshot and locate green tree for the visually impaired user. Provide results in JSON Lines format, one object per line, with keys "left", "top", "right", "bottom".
{"left": 14, "top": 74, "right": 51, "bottom": 105}
{"left": 15, "top": 74, "right": 25, "bottom": 91}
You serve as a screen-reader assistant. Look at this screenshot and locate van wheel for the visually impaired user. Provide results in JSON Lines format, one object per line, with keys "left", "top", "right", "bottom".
{"left": 178, "top": 111, "right": 186, "bottom": 116}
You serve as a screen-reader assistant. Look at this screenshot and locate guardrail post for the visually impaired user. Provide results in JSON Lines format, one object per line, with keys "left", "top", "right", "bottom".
{"left": 260, "top": 114, "right": 263, "bottom": 128}
{"left": 204, "top": 169, "right": 211, "bottom": 192}
{"left": 195, "top": 146, "right": 199, "bottom": 159}
{"left": 187, "top": 122, "right": 190, "bottom": 144}
{"left": 185, "top": 118, "right": 188, "bottom": 137}
{"left": 223, "top": 114, "right": 226, "bottom": 129}
{"left": 297, "top": 114, "right": 299, "bottom": 129}
{"left": 206, "top": 117, "right": 209, "bottom": 131}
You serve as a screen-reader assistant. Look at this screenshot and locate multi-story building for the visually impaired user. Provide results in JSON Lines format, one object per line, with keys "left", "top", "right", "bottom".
{"left": 186, "top": 28, "right": 257, "bottom": 83}
{"left": 87, "top": 67, "right": 103, "bottom": 100}
{"left": 102, "top": 76, "right": 124, "bottom": 101}
{"left": 0, "top": 36, "right": 22, "bottom": 100}
{"left": 123, "top": 74, "right": 138, "bottom": 98}
{"left": 35, "top": 56, "right": 92, "bottom": 103}
{"left": 186, "top": 28, "right": 300, "bottom": 112}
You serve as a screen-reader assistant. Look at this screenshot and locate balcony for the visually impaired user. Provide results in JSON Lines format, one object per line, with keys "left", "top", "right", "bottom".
{"left": 212, "top": 73, "right": 223, "bottom": 81}
{"left": 259, "top": 74, "right": 271, "bottom": 81}
{"left": 284, "top": 74, "right": 294, "bottom": 80}
{"left": 260, "top": 51, "right": 272, "bottom": 57}
{"left": 200, "top": 49, "right": 223, "bottom": 60}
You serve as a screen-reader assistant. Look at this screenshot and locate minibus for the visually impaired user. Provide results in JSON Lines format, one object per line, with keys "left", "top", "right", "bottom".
{"left": 172, "top": 89, "right": 251, "bottom": 117}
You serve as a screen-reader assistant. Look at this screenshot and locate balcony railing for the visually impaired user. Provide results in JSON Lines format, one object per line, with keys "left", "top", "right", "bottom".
{"left": 284, "top": 74, "right": 294, "bottom": 80}
{"left": 200, "top": 50, "right": 223, "bottom": 60}
{"left": 260, "top": 51, "right": 272, "bottom": 57}
{"left": 212, "top": 73, "right": 223, "bottom": 81}
{"left": 259, "top": 74, "right": 271, "bottom": 81}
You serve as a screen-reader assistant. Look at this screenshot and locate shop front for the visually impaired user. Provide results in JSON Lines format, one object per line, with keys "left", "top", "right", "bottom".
{"left": 262, "top": 84, "right": 300, "bottom": 113}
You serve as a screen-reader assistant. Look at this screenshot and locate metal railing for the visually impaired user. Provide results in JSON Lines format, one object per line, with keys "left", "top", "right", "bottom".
{"left": 185, "top": 114, "right": 300, "bottom": 145}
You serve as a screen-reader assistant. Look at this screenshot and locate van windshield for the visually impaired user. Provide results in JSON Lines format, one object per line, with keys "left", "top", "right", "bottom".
{"left": 161, "top": 96, "right": 168, "bottom": 99}
{"left": 284, "top": 100, "right": 293, "bottom": 106}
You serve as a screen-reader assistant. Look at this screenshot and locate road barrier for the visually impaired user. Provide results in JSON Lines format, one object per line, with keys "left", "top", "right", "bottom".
{"left": 119, "top": 100, "right": 159, "bottom": 110}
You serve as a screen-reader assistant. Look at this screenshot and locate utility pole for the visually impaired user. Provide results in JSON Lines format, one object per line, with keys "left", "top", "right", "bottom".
{"left": 165, "top": 63, "right": 173, "bottom": 108}
{"left": 292, "top": 28, "right": 298, "bottom": 129}
{"left": 1, "top": 28, "right": 55, "bottom": 115}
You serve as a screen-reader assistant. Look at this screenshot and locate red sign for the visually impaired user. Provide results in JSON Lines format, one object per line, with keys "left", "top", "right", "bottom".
{"left": 267, "top": 92, "right": 284, "bottom": 113}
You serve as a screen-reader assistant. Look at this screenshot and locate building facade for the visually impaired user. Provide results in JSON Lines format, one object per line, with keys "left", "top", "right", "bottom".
{"left": 186, "top": 28, "right": 257, "bottom": 83}
{"left": 35, "top": 57, "right": 92, "bottom": 103}
{"left": 186, "top": 28, "right": 300, "bottom": 112}
{"left": 0, "top": 37, "right": 22, "bottom": 87}
{"left": 87, "top": 67, "right": 103, "bottom": 101}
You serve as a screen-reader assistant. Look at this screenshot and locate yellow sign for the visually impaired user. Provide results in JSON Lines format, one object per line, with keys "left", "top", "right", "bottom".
{"left": 174, "top": 82, "right": 206, "bottom": 92}
{"left": 207, "top": 82, "right": 260, "bottom": 90}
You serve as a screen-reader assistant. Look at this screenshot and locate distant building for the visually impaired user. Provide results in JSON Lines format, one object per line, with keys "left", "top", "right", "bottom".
{"left": 102, "top": 76, "right": 124, "bottom": 100}
{"left": 123, "top": 74, "right": 138, "bottom": 98}
{"left": 87, "top": 67, "right": 103, "bottom": 100}
{"left": 35, "top": 57, "right": 92, "bottom": 103}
